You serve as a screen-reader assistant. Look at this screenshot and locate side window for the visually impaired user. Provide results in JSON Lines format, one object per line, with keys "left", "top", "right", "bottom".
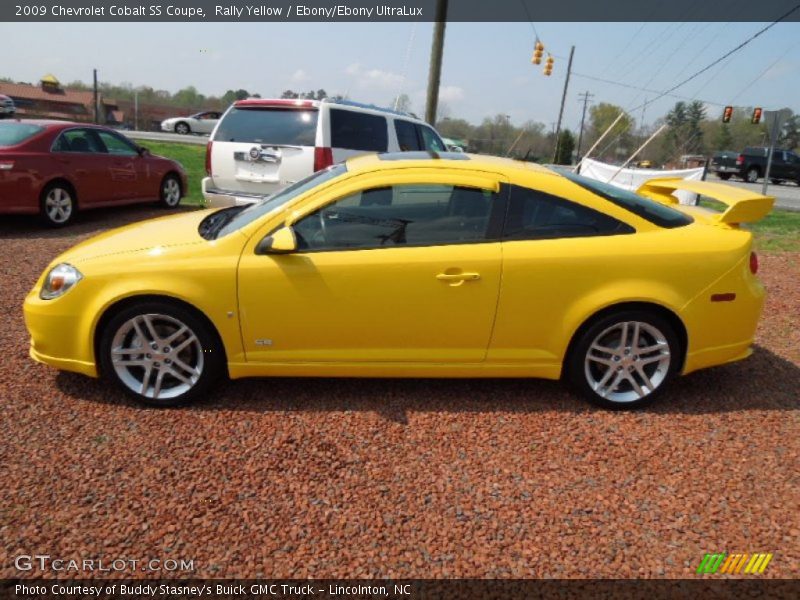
{"left": 395, "top": 120, "right": 422, "bottom": 151}
{"left": 329, "top": 109, "right": 388, "bottom": 152}
{"left": 52, "top": 129, "right": 104, "bottom": 153}
{"left": 293, "top": 184, "right": 494, "bottom": 251}
{"left": 504, "top": 185, "right": 634, "bottom": 240}
{"left": 96, "top": 131, "right": 138, "bottom": 156}
{"left": 418, "top": 125, "right": 446, "bottom": 152}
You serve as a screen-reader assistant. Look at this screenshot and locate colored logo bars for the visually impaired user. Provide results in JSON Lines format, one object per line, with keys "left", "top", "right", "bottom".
{"left": 697, "top": 553, "right": 773, "bottom": 574}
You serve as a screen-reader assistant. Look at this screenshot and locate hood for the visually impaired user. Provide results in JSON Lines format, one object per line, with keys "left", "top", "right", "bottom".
{"left": 58, "top": 209, "right": 215, "bottom": 264}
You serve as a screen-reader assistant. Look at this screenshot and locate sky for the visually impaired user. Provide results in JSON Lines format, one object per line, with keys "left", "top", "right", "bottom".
{"left": 2, "top": 19, "right": 799, "bottom": 133}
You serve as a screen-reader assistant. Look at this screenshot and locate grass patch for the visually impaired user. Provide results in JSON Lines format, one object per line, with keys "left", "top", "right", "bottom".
{"left": 136, "top": 140, "right": 206, "bottom": 206}
{"left": 699, "top": 197, "right": 800, "bottom": 252}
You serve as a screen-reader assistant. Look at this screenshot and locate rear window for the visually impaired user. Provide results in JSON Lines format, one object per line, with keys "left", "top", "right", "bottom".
{"left": 562, "top": 172, "right": 693, "bottom": 228}
{"left": 0, "top": 123, "right": 44, "bottom": 147}
{"left": 330, "top": 109, "right": 388, "bottom": 152}
{"left": 213, "top": 107, "right": 318, "bottom": 145}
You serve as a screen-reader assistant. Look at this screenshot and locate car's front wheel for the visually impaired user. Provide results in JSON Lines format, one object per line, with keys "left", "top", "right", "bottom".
{"left": 175, "top": 122, "right": 190, "bottom": 135}
{"left": 99, "top": 301, "right": 223, "bottom": 407}
{"left": 159, "top": 174, "right": 182, "bottom": 208}
{"left": 566, "top": 310, "right": 680, "bottom": 410}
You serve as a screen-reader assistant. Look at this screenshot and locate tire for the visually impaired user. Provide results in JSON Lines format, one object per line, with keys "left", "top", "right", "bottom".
{"left": 39, "top": 182, "right": 76, "bottom": 227}
{"left": 745, "top": 167, "right": 760, "bottom": 183}
{"left": 717, "top": 173, "right": 731, "bottom": 181}
{"left": 565, "top": 309, "right": 681, "bottom": 410}
{"left": 98, "top": 301, "right": 224, "bottom": 407}
{"left": 770, "top": 178, "right": 782, "bottom": 185}
{"left": 159, "top": 174, "right": 182, "bottom": 208}
{"left": 175, "top": 122, "right": 190, "bottom": 135}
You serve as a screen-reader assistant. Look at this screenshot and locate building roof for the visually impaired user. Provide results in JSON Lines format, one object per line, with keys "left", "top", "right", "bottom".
{"left": 0, "top": 81, "right": 95, "bottom": 106}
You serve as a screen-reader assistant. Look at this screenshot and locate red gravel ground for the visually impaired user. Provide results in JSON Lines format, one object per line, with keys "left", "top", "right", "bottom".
{"left": 0, "top": 207, "right": 798, "bottom": 580}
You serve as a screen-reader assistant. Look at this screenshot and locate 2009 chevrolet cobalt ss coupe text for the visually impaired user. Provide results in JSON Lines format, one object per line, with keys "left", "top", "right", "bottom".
{"left": 23, "top": 153, "right": 773, "bottom": 409}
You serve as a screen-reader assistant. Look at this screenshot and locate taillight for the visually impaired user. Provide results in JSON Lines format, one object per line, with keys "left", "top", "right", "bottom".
{"left": 314, "top": 147, "right": 333, "bottom": 172}
{"left": 749, "top": 251, "right": 758, "bottom": 275}
{"left": 205, "top": 141, "right": 213, "bottom": 175}
{"left": 0, "top": 160, "right": 14, "bottom": 171}
{"left": 736, "top": 154, "right": 744, "bottom": 166}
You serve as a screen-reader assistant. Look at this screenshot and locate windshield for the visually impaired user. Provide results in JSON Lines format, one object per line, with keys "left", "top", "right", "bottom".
{"left": 562, "top": 171, "right": 693, "bottom": 228}
{"left": 215, "top": 163, "right": 348, "bottom": 238}
{"left": 0, "top": 123, "right": 44, "bottom": 147}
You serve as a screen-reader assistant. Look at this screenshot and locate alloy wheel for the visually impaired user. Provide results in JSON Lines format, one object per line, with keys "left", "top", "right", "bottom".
{"left": 583, "top": 321, "right": 671, "bottom": 403}
{"left": 110, "top": 313, "right": 204, "bottom": 400}
{"left": 162, "top": 177, "right": 181, "bottom": 206}
{"left": 45, "top": 187, "right": 73, "bottom": 224}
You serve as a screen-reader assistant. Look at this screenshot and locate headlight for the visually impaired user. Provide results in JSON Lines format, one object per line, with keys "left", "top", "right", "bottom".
{"left": 40, "top": 263, "right": 83, "bottom": 300}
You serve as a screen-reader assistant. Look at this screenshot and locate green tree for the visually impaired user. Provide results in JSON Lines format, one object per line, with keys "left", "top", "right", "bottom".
{"left": 779, "top": 113, "right": 799, "bottom": 151}
{"left": 587, "top": 103, "right": 634, "bottom": 161}
{"left": 555, "top": 130, "right": 575, "bottom": 165}
{"left": 714, "top": 123, "right": 733, "bottom": 151}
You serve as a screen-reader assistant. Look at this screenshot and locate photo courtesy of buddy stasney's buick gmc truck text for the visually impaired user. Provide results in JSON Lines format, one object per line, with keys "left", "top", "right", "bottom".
{"left": 15, "top": 583, "right": 406, "bottom": 597}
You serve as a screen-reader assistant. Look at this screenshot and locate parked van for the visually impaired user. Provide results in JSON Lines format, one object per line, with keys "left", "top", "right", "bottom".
{"left": 202, "top": 98, "right": 447, "bottom": 207}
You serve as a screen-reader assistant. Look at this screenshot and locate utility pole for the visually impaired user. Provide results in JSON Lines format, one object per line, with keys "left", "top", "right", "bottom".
{"left": 134, "top": 90, "right": 139, "bottom": 131}
{"left": 552, "top": 45, "right": 575, "bottom": 164}
{"left": 425, "top": 0, "right": 448, "bottom": 126}
{"left": 576, "top": 91, "right": 593, "bottom": 160}
{"left": 93, "top": 69, "right": 99, "bottom": 124}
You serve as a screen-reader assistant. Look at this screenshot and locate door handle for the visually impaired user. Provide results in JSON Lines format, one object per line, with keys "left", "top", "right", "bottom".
{"left": 436, "top": 272, "right": 481, "bottom": 282}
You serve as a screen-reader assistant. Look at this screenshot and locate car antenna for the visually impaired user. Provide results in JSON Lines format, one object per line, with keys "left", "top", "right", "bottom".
{"left": 521, "top": 148, "right": 532, "bottom": 162}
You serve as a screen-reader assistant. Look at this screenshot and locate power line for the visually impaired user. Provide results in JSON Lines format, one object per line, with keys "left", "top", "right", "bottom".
{"left": 630, "top": 3, "right": 800, "bottom": 114}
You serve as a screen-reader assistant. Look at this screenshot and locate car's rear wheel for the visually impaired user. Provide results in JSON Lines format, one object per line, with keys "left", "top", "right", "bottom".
{"left": 159, "top": 174, "right": 182, "bottom": 208}
{"left": 566, "top": 310, "right": 680, "bottom": 410}
{"left": 40, "top": 182, "right": 75, "bottom": 227}
{"left": 746, "top": 167, "right": 760, "bottom": 183}
{"left": 175, "top": 122, "right": 190, "bottom": 135}
{"left": 99, "top": 301, "right": 223, "bottom": 407}
{"left": 717, "top": 173, "right": 731, "bottom": 180}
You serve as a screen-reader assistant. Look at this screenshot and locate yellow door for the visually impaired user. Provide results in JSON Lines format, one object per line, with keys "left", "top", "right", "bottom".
{"left": 237, "top": 177, "right": 504, "bottom": 364}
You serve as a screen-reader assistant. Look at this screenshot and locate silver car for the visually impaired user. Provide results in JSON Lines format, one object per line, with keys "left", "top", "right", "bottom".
{"left": 161, "top": 111, "right": 220, "bottom": 135}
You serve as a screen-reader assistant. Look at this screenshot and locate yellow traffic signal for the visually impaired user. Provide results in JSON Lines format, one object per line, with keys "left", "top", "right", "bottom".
{"left": 543, "top": 55, "right": 554, "bottom": 76}
{"left": 751, "top": 107, "right": 762, "bottom": 124}
{"left": 531, "top": 40, "right": 545, "bottom": 65}
{"left": 722, "top": 106, "right": 733, "bottom": 123}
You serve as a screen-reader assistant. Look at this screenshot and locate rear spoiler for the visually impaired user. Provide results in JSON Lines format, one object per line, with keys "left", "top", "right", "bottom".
{"left": 636, "top": 177, "right": 774, "bottom": 224}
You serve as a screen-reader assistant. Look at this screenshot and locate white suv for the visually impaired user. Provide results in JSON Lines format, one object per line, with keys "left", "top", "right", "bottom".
{"left": 202, "top": 98, "right": 447, "bottom": 207}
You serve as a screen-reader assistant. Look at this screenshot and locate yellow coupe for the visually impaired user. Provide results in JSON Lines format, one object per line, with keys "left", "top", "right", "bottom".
{"left": 23, "top": 153, "right": 773, "bottom": 409}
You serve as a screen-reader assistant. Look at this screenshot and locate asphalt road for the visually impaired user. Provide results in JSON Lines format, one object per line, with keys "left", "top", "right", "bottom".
{"left": 708, "top": 175, "right": 800, "bottom": 211}
{"left": 125, "top": 129, "right": 208, "bottom": 145}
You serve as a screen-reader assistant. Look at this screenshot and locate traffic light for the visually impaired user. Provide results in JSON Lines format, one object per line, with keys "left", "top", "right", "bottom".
{"left": 722, "top": 106, "right": 733, "bottom": 123}
{"left": 751, "top": 107, "right": 762, "bottom": 124}
{"left": 543, "top": 55, "right": 554, "bottom": 76}
{"left": 531, "top": 41, "right": 544, "bottom": 65}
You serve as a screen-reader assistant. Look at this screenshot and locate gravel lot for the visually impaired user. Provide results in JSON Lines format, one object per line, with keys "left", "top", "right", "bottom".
{"left": 1, "top": 206, "right": 798, "bottom": 580}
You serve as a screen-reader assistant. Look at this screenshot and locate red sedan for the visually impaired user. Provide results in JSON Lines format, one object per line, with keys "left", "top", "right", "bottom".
{"left": 0, "top": 120, "right": 187, "bottom": 226}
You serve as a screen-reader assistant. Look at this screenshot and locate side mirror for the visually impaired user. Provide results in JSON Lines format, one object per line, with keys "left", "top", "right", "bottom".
{"left": 136, "top": 146, "right": 151, "bottom": 157}
{"left": 255, "top": 226, "right": 297, "bottom": 255}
